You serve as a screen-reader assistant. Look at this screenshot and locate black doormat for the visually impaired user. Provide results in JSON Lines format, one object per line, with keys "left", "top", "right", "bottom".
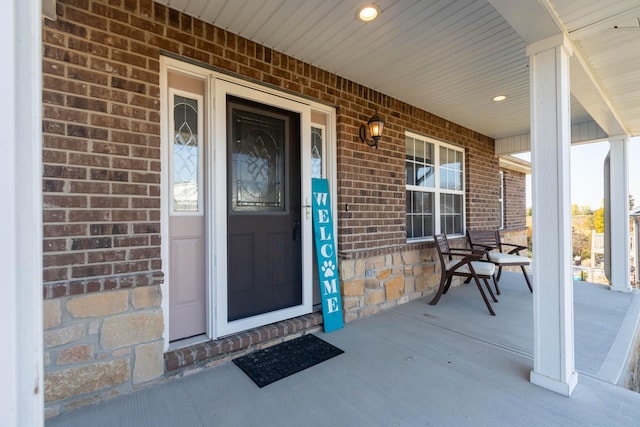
{"left": 232, "top": 334, "right": 344, "bottom": 388}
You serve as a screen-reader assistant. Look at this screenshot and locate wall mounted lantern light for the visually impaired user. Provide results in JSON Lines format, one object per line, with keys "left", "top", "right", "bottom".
{"left": 358, "top": 111, "right": 385, "bottom": 149}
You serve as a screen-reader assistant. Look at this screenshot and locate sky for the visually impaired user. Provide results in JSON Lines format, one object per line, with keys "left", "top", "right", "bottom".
{"left": 518, "top": 136, "right": 640, "bottom": 210}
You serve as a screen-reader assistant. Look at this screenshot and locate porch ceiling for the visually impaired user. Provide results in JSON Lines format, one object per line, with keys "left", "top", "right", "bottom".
{"left": 155, "top": 0, "right": 640, "bottom": 140}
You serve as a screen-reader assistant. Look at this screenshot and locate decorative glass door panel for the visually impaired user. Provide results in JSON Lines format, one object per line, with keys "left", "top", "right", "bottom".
{"left": 231, "top": 110, "right": 284, "bottom": 212}
{"left": 172, "top": 94, "right": 202, "bottom": 214}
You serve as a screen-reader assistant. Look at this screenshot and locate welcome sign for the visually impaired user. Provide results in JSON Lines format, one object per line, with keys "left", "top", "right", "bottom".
{"left": 311, "top": 178, "right": 344, "bottom": 333}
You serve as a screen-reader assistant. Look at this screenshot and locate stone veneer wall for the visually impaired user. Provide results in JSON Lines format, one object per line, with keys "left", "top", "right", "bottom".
{"left": 340, "top": 243, "right": 440, "bottom": 321}
{"left": 43, "top": 285, "right": 163, "bottom": 417}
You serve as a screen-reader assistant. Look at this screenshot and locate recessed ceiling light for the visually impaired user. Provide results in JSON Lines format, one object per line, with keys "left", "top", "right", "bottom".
{"left": 357, "top": 5, "right": 380, "bottom": 22}
{"left": 493, "top": 95, "right": 507, "bottom": 102}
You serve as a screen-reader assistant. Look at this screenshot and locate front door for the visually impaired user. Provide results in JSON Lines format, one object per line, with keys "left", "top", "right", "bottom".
{"left": 226, "top": 96, "right": 302, "bottom": 321}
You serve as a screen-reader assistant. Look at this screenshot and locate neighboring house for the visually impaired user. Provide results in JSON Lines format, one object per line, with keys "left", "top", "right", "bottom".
{"left": 39, "top": 0, "right": 529, "bottom": 417}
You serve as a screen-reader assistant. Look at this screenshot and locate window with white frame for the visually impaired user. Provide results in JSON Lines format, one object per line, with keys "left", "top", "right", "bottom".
{"left": 406, "top": 132, "right": 465, "bottom": 240}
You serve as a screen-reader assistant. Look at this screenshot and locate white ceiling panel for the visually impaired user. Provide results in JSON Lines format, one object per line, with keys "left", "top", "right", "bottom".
{"left": 160, "top": 0, "right": 640, "bottom": 139}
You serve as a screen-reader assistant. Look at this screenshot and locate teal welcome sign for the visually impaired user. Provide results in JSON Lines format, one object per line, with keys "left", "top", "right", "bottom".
{"left": 311, "top": 178, "right": 344, "bottom": 333}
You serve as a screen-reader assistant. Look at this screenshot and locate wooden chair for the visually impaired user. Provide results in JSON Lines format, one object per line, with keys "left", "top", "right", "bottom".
{"left": 429, "top": 233, "right": 499, "bottom": 316}
{"left": 466, "top": 229, "right": 532, "bottom": 294}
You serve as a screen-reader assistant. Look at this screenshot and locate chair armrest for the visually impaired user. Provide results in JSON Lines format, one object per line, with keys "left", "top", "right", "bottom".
{"left": 500, "top": 242, "right": 527, "bottom": 254}
{"left": 470, "top": 243, "right": 496, "bottom": 252}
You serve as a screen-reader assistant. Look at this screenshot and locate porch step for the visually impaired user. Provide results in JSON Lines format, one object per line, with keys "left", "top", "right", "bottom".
{"left": 164, "top": 312, "right": 323, "bottom": 374}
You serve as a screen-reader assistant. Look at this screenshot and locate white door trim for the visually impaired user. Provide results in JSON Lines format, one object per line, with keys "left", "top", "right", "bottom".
{"left": 160, "top": 56, "right": 337, "bottom": 345}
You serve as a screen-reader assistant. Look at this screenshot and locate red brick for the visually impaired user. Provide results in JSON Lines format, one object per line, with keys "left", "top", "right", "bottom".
{"left": 87, "top": 250, "right": 126, "bottom": 264}
{"left": 129, "top": 247, "right": 160, "bottom": 260}
{"left": 113, "top": 260, "right": 149, "bottom": 274}
{"left": 43, "top": 75, "right": 88, "bottom": 95}
{"left": 43, "top": 223, "right": 88, "bottom": 238}
{"left": 68, "top": 152, "right": 110, "bottom": 168}
{"left": 71, "top": 264, "right": 113, "bottom": 278}
{"left": 43, "top": 195, "right": 88, "bottom": 209}
{"left": 90, "top": 196, "right": 130, "bottom": 209}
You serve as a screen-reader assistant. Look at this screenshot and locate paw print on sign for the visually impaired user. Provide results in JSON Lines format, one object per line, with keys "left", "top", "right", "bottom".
{"left": 321, "top": 260, "right": 336, "bottom": 278}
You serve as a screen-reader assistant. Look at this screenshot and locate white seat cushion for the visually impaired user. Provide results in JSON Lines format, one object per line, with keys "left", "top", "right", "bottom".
{"left": 487, "top": 252, "right": 530, "bottom": 265}
{"left": 446, "top": 259, "right": 495, "bottom": 276}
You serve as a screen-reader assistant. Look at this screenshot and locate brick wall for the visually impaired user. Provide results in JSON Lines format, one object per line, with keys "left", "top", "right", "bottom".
{"left": 41, "top": 0, "right": 514, "bottom": 416}
{"left": 502, "top": 169, "right": 527, "bottom": 230}
{"left": 43, "top": 0, "right": 500, "bottom": 290}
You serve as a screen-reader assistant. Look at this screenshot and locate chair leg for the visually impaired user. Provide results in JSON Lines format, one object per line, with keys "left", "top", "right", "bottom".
{"left": 443, "top": 277, "right": 454, "bottom": 294}
{"left": 464, "top": 277, "right": 472, "bottom": 284}
{"left": 429, "top": 276, "right": 449, "bottom": 305}
{"left": 472, "top": 276, "right": 495, "bottom": 316}
{"left": 496, "top": 266, "right": 504, "bottom": 282}
{"left": 483, "top": 278, "right": 498, "bottom": 302}
{"left": 492, "top": 274, "right": 500, "bottom": 295}
{"left": 520, "top": 265, "right": 533, "bottom": 293}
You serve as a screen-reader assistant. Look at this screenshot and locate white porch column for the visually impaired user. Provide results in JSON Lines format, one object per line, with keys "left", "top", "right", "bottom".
{"left": 608, "top": 137, "right": 631, "bottom": 292}
{"left": 0, "top": 0, "right": 44, "bottom": 425}
{"left": 527, "top": 34, "right": 578, "bottom": 396}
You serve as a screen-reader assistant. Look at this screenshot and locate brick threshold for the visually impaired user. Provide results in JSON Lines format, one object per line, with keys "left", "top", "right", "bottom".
{"left": 164, "top": 311, "right": 323, "bottom": 373}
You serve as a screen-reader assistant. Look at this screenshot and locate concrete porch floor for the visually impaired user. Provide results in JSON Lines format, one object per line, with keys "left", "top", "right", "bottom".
{"left": 47, "top": 272, "right": 640, "bottom": 426}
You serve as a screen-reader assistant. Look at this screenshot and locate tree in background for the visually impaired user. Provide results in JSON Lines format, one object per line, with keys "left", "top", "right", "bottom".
{"left": 572, "top": 226, "right": 591, "bottom": 259}
{"left": 572, "top": 204, "right": 593, "bottom": 215}
{"left": 594, "top": 207, "right": 605, "bottom": 233}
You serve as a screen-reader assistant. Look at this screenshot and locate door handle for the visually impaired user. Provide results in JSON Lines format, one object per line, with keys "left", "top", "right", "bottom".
{"left": 292, "top": 219, "right": 301, "bottom": 241}
{"left": 303, "top": 197, "right": 311, "bottom": 220}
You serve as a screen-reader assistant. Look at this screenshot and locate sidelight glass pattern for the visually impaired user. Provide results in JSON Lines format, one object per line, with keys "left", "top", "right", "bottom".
{"left": 311, "top": 126, "right": 323, "bottom": 178}
{"left": 172, "top": 94, "right": 200, "bottom": 213}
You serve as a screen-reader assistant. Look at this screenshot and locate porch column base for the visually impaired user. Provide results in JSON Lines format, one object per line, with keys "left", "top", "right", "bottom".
{"left": 530, "top": 370, "right": 578, "bottom": 396}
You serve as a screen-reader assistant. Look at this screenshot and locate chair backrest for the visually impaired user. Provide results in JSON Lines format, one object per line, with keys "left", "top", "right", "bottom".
{"left": 433, "top": 233, "right": 451, "bottom": 268}
{"left": 467, "top": 229, "right": 500, "bottom": 252}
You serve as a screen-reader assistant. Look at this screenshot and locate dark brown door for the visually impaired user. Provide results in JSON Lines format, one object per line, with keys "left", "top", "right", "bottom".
{"left": 227, "top": 96, "right": 302, "bottom": 321}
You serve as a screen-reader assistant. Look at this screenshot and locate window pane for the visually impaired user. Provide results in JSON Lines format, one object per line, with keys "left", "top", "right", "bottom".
{"left": 440, "top": 146, "right": 448, "bottom": 166}
{"left": 405, "top": 136, "right": 415, "bottom": 161}
{"left": 425, "top": 212, "right": 434, "bottom": 236}
{"left": 406, "top": 136, "right": 435, "bottom": 189}
{"left": 406, "top": 162, "right": 415, "bottom": 186}
{"left": 425, "top": 142, "right": 434, "bottom": 165}
{"left": 412, "top": 215, "right": 423, "bottom": 238}
{"left": 406, "top": 190, "right": 434, "bottom": 239}
{"left": 311, "top": 127, "right": 323, "bottom": 178}
{"left": 440, "top": 193, "right": 463, "bottom": 235}
{"left": 453, "top": 170, "right": 462, "bottom": 191}
{"left": 417, "top": 166, "right": 434, "bottom": 187}
{"left": 173, "top": 95, "right": 199, "bottom": 212}
{"left": 439, "top": 146, "right": 463, "bottom": 191}
{"left": 406, "top": 190, "right": 413, "bottom": 238}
